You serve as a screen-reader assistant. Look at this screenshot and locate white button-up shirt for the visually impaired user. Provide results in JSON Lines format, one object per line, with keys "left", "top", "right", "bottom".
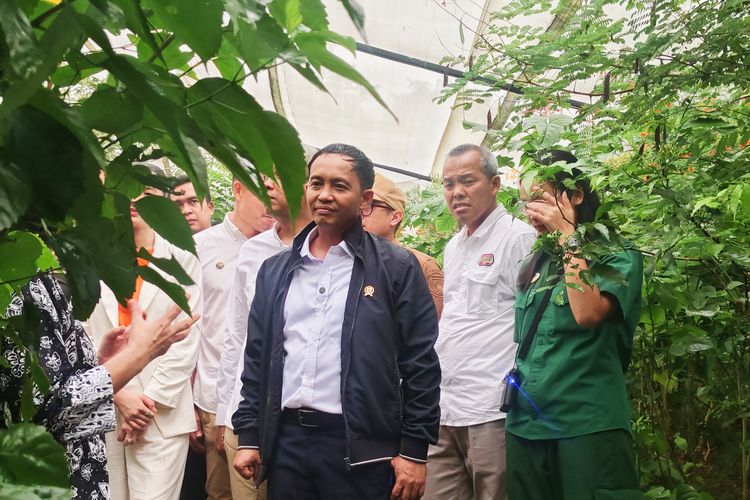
{"left": 217, "top": 224, "right": 287, "bottom": 428}
{"left": 193, "top": 213, "right": 248, "bottom": 413}
{"left": 437, "top": 205, "right": 536, "bottom": 426}
{"left": 280, "top": 228, "right": 354, "bottom": 414}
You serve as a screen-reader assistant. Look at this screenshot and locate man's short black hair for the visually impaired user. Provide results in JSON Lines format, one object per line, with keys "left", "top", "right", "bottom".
{"left": 308, "top": 143, "right": 375, "bottom": 190}
{"left": 174, "top": 174, "right": 212, "bottom": 204}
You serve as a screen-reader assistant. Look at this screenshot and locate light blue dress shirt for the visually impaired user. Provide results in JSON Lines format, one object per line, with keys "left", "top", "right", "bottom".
{"left": 281, "top": 228, "right": 354, "bottom": 414}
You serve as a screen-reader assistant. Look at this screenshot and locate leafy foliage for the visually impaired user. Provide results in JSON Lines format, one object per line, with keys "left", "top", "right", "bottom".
{"left": 440, "top": 0, "right": 750, "bottom": 497}
{"left": 0, "top": 0, "right": 380, "bottom": 491}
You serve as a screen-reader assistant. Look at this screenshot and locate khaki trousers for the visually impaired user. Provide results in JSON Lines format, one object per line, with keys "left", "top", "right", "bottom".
{"left": 224, "top": 428, "right": 267, "bottom": 499}
{"left": 197, "top": 408, "right": 232, "bottom": 500}
{"left": 423, "top": 419, "right": 507, "bottom": 500}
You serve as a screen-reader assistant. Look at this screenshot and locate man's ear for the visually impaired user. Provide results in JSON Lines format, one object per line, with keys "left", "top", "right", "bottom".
{"left": 361, "top": 188, "right": 374, "bottom": 210}
{"left": 391, "top": 209, "right": 404, "bottom": 228}
{"left": 491, "top": 174, "right": 501, "bottom": 194}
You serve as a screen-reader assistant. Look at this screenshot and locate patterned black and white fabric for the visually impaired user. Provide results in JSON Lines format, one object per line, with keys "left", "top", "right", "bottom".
{"left": 1, "top": 273, "right": 115, "bottom": 499}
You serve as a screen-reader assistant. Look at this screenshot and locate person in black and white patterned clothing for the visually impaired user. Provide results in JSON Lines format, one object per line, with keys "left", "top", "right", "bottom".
{"left": 0, "top": 273, "right": 199, "bottom": 499}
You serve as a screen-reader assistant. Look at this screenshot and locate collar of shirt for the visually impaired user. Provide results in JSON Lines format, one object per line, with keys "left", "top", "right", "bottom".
{"left": 457, "top": 204, "right": 507, "bottom": 241}
{"left": 222, "top": 212, "right": 246, "bottom": 242}
{"left": 300, "top": 227, "right": 354, "bottom": 262}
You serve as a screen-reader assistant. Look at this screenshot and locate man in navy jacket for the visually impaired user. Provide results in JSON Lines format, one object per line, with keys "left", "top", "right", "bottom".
{"left": 232, "top": 144, "right": 441, "bottom": 500}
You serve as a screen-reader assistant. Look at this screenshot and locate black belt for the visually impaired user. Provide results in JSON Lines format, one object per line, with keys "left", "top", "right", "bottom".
{"left": 282, "top": 408, "right": 344, "bottom": 429}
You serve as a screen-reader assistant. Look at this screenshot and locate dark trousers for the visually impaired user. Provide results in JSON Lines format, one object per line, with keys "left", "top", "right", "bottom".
{"left": 507, "top": 429, "right": 643, "bottom": 500}
{"left": 179, "top": 448, "right": 207, "bottom": 500}
{"left": 267, "top": 421, "right": 394, "bottom": 500}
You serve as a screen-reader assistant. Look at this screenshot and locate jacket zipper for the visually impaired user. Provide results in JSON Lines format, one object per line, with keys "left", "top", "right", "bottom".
{"left": 342, "top": 264, "right": 365, "bottom": 471}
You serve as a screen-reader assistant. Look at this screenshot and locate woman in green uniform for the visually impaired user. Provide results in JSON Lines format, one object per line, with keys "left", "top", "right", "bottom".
{"left": 505, "top": 150, "right": 644, "bottom": 499}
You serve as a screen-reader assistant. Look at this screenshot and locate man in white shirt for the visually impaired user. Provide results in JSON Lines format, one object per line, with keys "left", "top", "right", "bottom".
{"left": 424, "top": 144, "right": 536, "bottom": 500}
{"left": 173, "top": 176, "right": 216, "bottom": 233}
{"left": 192, "top": 179, "right": 273, "bottom": 499}
{"left": 215, "top": 172, "right": 312, "bottom": 499}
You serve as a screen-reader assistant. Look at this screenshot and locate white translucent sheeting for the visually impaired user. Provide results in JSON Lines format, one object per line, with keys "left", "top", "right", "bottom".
{"left": 273, "top": 0, "right": 496, "bottom": 187}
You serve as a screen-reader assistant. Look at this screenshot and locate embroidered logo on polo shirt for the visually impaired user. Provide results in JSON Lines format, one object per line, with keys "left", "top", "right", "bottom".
{"left": 363, "top": 285, "right": 375, "bottom": 297}
{"left": 478, "top": 253, "right": 495, "bottom": 267}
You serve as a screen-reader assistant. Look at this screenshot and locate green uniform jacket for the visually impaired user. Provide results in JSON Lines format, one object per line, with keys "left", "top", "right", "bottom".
{"left": 506, "top": 247, "right": 643, "bottom": 440}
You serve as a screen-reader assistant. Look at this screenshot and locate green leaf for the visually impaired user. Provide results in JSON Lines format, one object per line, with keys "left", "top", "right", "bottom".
{"left": 112, "top": 0, "right": 164, "bottom": 63}
{"left": 0, "top": 2, "right": 41, "bottom": 79}
{"left": 134, "top": 195, "right": 196, "bottom": 255}
{"left": 0, "top": 5, "right": 84, "bottom": 119}
{"left": 137, "top": 266, "right": 190, "bottom": 314}
{"left": 0, "top": 158, "right": 31, "bottom": 231}
{"left": 299, "top": 0, "right": 328, "bottom": 31}
{"left": 186, "top": 78, "right": 307, "bottom": 218}
{"left": 232, "top": 15, "right": 290, "bottom": 71}
{"left": 296, "top": 32, "right": 395, "bottom": 120}
{"left": 0, "top": 423, "right": 69, "bottom": 488}
{"left": 80, "top": 85, "right": 144, "bottom": 134}
{"left": 48, "top": 234, "right": 102, "bottom": 320}
{"left": 28, "top": 351, "right": 49, "bottom": 395}
{"left": 338, "top": 0, "right": 366, "bottom": 40}
{"left": 5, "top": 106, "right": 85, "bottom": 222}
{"left": 70, "top": 13, "right": 208, "bottom": 197}
{"left": 683, "top": 117, "right": 734, "bottom": 129}
{"left": 674, "top": 435, "right": 688, "bottom": 452}
{"left": 0, "top": 231, "right": 56, "bottom": 287}
{"left": 137, "top": 248, "right": 194, "bottom": 286}
{"left": 142, "top": 0, "right": 223, "bottom": 61}
{"left": 0, "top": 483, "right": 71, "bottom": 500}
{"left": 269, "top": 0, "right": 304, "bottom": 32}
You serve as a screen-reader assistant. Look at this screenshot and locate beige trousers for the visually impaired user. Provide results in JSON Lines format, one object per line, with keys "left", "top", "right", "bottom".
{"left": 423, "top": 419, "right": 507, "bottom": 500}
{"left": 223, "top": 429, "right": 267, "bottom": 499}
{"left": 197, "top": 408, "right": 232, "bottom": 500}
{"left": 106, "top": 424, "right": 189, "bottom": 500}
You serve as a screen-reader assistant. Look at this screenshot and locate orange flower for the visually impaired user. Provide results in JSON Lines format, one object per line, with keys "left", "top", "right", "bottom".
{"left": 640, "top": 131, "right": 648, "bottom": 137}
{"left": 654, "top": 109, "right": 661, "bottom": 114}
{"left": 666, "top": 103, "right": 673, "bottom": 108}
{"left": 679, "top": 152, "right": 692, "bottom": 159}
{"left": 686, "top": 166, "right": 695, "bottom": 173}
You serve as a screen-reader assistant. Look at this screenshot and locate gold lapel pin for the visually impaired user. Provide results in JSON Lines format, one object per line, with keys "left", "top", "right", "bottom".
{"left": 363, "top": 285, "right": 375, "bottom": 297}
{"left": 216, "top": 261, "right": 225, "bottom": 270}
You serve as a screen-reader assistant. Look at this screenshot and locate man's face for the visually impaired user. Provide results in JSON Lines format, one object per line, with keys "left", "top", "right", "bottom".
{"left": 361, "top": 201, "right": 401, "bottom": 239}
{"left": 442, "top": 151, "right": 500, "bottom": 229}
{"left": 262, "top": 174, "right": 290, "bottom": 219}
{"left": 306, "top": 154, "right": 373, "bottom": 233}
{"left": 172, "top": 182, "right": 214, "bottom": 233}
{"left": 235, "top": 180, "right": 275, "bottom": 233}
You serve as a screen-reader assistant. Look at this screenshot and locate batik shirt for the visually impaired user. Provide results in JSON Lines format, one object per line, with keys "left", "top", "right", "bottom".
{"left": 1, "top": 274, "right": 115, "bottom": 499}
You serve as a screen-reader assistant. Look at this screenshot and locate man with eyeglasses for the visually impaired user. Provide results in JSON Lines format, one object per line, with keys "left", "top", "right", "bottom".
{"left": 361, "top": 173, "right": 444, "bottom": 318}
{"left": 172, "top": 176, "right": 216, "bottom": 233}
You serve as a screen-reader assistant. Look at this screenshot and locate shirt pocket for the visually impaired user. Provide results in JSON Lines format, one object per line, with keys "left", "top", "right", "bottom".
{"left": 513, "top": 293, "right": 531, "bottom": 343}
{"left": 465, "top": 267, "right": 501, "bottom": 317}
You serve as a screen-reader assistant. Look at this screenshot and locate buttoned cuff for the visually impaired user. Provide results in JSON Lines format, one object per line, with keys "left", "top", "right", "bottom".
{"left": 237, "top": 428, "right": 259, "bottom": 448}
{"left": 399, "top": 437, "right": 428, "bottom": 463}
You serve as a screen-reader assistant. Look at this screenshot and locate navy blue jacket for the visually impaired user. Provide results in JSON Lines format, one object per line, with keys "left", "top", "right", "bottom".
{"left": 232, "top": 220, "right": 441, "bottom": 479}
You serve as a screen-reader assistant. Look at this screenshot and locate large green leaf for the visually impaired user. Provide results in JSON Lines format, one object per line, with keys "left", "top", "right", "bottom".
{"left": 0, "top": 157, "right": 31, "bottom": 232}
{"left": 134, "top": 195, "right": 196, "bottom": 255}
{"left": 70, "top": 12, "right": 208, "bottom": 198}
{"left": 48, "top": 234, "right": 102, "bottom": 320}
{"left": 137, "top": 266, "right": 190, "bottom": 313}
{"left": 0, "top": 1, "right": 41, "bottom": 80}
{"left": 0, "top": 423, "right": 69, "bottom": 489}
{"left": 137, "top": 248, "right": 194, "bottom": 286}
{"left": 111, "top": 0, "right": 164, "bottom": 63}
{"left": 143, "top": 0, "right": 223, "bottom": 61}
{"left": 5, "top": 106, "right": 85, "bottom": 222}
{"left": 80, "top": 85, "right": 144, "bottom": 134}
{"left": 186, "top": 78, "right": 307, "bottom": 218}
{"left": 0, "top": 483, "right": 70, "bottom": 500}
{"left": 0, "top": 5, "right": 84, "bottom": 120}
{"left": 232, "top": 15, "right": 290, "bottom": 71}
{"left": 295, "top": 32, "right": 395, "bottom": 120}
